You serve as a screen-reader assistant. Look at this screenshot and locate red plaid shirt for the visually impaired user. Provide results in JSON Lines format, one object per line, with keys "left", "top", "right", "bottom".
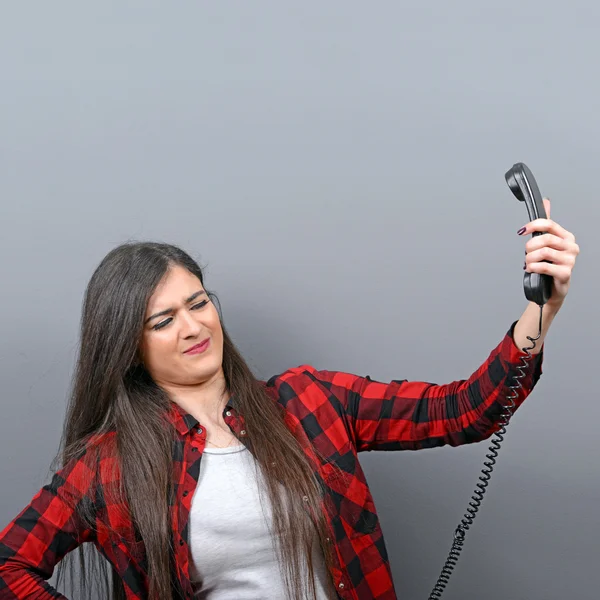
{"left": 0, "top": 320, "right": 543, "bottom": 599}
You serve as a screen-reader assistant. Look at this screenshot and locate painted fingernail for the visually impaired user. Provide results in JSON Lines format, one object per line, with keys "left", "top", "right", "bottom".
{"left": 517, "top": 227, "right": 527, "bottom": 235}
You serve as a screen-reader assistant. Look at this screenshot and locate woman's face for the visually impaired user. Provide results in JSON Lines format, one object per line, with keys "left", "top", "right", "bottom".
{"left": 139, "top": 265, "right": 225, "bottom": 388}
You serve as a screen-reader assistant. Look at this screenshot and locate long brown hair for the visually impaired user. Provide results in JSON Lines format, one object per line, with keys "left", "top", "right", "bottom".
{"left": 52, "top": 241, "right": 337, "bottom": 599}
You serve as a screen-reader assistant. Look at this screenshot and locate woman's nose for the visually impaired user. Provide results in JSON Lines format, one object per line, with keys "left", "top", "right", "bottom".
{"left": 179, "top": 311, "right": 202, "bottom": 336}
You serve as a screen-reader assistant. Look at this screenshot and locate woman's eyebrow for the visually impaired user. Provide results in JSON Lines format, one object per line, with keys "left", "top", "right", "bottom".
{"left": 145, "top": 290, "right": 206, "bottom": 324}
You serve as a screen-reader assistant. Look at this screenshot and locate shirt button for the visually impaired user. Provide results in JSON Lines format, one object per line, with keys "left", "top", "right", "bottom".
{"left": 225, "top": 411, "right": 232, "bottom": 417}
{"left": 338, "top": 582, "right": 345, "bottom": 590}
{"left": 183, "top": 490, "right": 189, "bottom": 497}
{"left": 197, "top": 427, "right": 203, "bottom": 434}
{"left": 240, "top": 430, "right": 246, "bottom": 436}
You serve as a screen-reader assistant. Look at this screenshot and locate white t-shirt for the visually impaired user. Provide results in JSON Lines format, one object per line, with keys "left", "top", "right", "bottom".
{"left": 188, "top": 443, "right": 333, "bottom": 599}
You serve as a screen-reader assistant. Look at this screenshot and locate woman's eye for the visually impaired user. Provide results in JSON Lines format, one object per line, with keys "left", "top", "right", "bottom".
{"left": 152, "top": 300, "right": 208, "bottom": 331}
{"left": 153, "top": 319, "right": 171, "bottom": 331}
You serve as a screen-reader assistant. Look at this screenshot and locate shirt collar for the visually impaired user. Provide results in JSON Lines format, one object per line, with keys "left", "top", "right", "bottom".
{"left": 166, "top": 395, "right": 238, "bottom": 437}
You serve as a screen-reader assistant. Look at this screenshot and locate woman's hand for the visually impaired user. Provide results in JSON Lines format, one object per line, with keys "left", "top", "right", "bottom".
{"left": 519, "top": 198, "right": 580, "bottom": 307}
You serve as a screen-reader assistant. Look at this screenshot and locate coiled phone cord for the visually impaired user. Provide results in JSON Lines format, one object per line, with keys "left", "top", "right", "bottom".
{"left": 427, "top": 304, "right": 543, "bottom": 599}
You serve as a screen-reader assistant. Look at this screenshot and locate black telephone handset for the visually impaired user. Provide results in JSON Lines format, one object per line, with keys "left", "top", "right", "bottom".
{"left": 505, "top": 162, "right": 553, "bottom": 306}
{"left": 427, "top": 163, "right": 549, "bottom": 599}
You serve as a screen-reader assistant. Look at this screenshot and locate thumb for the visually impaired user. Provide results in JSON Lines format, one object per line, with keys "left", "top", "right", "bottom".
{"left": 543, "top": 197, "right": 551, "bottom": 219}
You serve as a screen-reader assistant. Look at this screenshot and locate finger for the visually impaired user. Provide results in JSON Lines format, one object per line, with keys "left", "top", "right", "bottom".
{"left": 525, "top": 233, "right": 566, "bottom": 253}
{"left": 526, "top": 261, "right": 571, "bottom": 283}
{"left": 525, "top": 245, "right": 577, "bottom": 266}
{"left": 519, "top": 217, "right": 574, "bottom": 242}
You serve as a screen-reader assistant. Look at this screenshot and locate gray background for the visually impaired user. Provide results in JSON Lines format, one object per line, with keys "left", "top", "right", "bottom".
{"left": 1, "top": 2, "right": 598, "bottom": 599}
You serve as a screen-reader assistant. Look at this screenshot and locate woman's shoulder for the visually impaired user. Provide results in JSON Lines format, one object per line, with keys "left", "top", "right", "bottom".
{"left": 262, "top": 364, "right": 353, "bottom": 406}
{"left": 65, "top": 430, "right": 118, "bottom": 477}
{"left": 85, "top": 430, "right": 117, "bottom": 453}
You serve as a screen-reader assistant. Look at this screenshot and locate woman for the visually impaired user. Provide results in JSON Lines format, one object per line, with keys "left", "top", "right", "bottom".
{"left": 0, "top": 201, "right": 579, "bottom": 600}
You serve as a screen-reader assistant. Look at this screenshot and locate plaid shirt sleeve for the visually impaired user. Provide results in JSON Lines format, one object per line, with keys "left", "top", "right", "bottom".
{"left": 304, "top": 320, "right": 544, "bottom": 452}
{"left": 0, "top": 444, "right": 98, "bottom": 599}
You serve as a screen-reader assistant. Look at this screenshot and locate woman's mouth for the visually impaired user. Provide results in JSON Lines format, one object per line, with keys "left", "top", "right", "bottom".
{"left": 184, "top": 338, "right": 210, "bottom": 355}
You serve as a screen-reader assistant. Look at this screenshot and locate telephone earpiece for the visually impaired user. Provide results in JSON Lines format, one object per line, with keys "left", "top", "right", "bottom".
{"left": 505, "top": 162, "right": 553, "bottom": 306}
